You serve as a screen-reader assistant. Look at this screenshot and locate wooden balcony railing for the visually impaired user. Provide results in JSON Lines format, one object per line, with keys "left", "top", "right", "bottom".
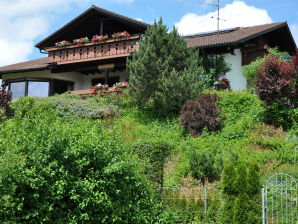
{"left": 46, "top": 35, "right": 140, "bottom": 65}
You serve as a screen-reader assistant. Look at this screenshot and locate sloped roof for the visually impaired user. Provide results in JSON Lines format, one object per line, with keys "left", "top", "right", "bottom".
{"left": 186, "top": 22, "right": 296, "bottom": 49}
{"left": 0, "top": 57, "right": 50, "bottom": 76}
{"left": 35, "top": 5, "right": 150, "bottom": 50}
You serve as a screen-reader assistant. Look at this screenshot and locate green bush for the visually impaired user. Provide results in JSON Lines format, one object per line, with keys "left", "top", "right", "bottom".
{"left": 214, "top": 91, "right": 265, "bottom": 124}
{"left": 0, "top": 113, "right": 157, "bottom": 223}
{"left": 132, "top": 141, "right": 171, "bottom": 190}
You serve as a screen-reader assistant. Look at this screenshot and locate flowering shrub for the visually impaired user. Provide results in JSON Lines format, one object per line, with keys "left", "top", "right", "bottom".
{"left": 112, "top": 31, "right": 130, "bottom": 39}
{"left": 180, "top": 93, "right": 225, "bottom": 136}
{"left": 113, "top": 81, "right": 129, "bottom": 89}
{"left": 55, "top": 40, "right": 71, "bottom": 47}
{"left": 73, "top": 37, "right": 89, "bottom": 45}
{"left": 214, "top": 77, "right": 231, "bottom": 90}
{"left": 91, "top": 34, "right": 109, "bottom": 41}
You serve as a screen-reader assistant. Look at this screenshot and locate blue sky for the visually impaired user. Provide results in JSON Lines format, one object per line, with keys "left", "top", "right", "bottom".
{"left": 0, "top": 0, "right": 297, "bottom": 66}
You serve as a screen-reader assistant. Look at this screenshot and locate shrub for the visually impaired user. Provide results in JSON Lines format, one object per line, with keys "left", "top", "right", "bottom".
{"left": 255, "top": 55, "right": 297, "bottom": 129}
{"left": 256, "top": 55, "right": 296, "bottom": 107}
{"left": 180, "top": 93, "right": 225, "bottom": 136}
{"left": 215, "top": 91, "right": 264, "bottom": 124}
{"left": 222, "top": 162, "right": 261, "bottom": 224}
{"left": 189, "top": 149, "right": 222, "bottom": 185}
{"left": 0, "top": 86, "right": 12, "bottom": 116}
{"left": 0, "top": 114, "right": 157, "bottom": 223}
{"left": 127, "top": 18, "right": 203, "bottom": 115}
{"left": 42, "top": 97, "right": 118, "bottom": 120}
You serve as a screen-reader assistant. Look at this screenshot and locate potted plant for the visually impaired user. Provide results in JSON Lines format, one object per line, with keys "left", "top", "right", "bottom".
{"left": 73, "top": 37, "right": 90, "bottom": 45}
{"left": 92, "top": 34, "right": 109, "bottom": 42}
{"left": 55, "top": 40, "right": 71, "bottom": 47}
{"left": 112, "top": 31, "right": 130, "bottom": 39}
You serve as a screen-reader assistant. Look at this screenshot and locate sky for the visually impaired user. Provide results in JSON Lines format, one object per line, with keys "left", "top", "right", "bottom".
{"left": 0, "top": 0, "right": 298, "bottom": 67}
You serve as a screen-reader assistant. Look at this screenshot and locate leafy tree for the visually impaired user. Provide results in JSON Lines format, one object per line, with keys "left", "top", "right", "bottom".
{"left": 200, "top": 55, "right": 231, "bottom": 89}
{"left": 180, "top": 93, "right": 225, "bottom": 136}
{"left": 127, "top": 18, "right": 203, "bottom": 115}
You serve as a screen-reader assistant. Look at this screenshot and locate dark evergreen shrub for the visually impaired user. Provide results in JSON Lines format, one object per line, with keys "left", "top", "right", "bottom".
{"left": 180, "top": 93, "right": 225, "bottom": 136}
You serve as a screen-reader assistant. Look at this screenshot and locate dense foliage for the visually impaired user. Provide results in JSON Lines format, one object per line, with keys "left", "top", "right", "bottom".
{"left": 132, "top": 142, "right": 170, "bottom": 191}
{"left": 180, "top": 93, "right": 225, "bottom": 136}
{"left": 0, "top": 99, "right": 156, "bottom": 224}
{"left": 222, "top": 162, "right": 261, "bottom": 224}
{"left": 127, "top": 19, "right": 203, "bottom": 115}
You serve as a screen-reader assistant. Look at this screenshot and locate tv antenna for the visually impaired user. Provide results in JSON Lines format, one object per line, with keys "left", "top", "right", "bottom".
{"left": 201, "top": 0, "right": 226, "bottom": 32}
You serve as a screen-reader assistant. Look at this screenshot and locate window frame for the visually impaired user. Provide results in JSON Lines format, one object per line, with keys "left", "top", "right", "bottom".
{"left": 7, "top": 78, "right": 51, "bottom": 97}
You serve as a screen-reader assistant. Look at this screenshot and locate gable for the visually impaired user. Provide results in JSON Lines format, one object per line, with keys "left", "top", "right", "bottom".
{"left": 35, "top": 5, "right": 150, "bottom": 50}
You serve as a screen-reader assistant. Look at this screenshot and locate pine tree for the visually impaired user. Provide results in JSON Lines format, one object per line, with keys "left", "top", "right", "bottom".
{"left": 127, "top": 18, "right": 203, "bottom": 115}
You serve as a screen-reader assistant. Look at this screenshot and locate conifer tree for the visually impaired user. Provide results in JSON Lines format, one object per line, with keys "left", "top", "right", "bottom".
{"left": 233, "top": 164, "right": 249, "bottom": 224}
{"left": 127, "top": 18, "right": 203, "bottom": 115}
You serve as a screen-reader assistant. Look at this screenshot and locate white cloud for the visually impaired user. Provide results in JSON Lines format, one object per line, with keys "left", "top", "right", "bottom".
{"left": 135, "top": 18, "right": 144, "bottom": 22}
{"left": 290, "top": 24, "right": 298, "bottom": 46}
{"left": 0, "top": 0, "right": 82, "bottom": 66}
{"left": 175, "top": 0, "right": 273, "bottom": 35}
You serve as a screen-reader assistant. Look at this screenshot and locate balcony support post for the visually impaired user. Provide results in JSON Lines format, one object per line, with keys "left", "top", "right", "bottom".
{"left": 104, "top": 69, "right": 109, "bottom": 85}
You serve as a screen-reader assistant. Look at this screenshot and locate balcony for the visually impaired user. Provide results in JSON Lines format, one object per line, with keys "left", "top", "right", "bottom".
{"left": 46, "top": 35, "right": 140, "bottom": 65}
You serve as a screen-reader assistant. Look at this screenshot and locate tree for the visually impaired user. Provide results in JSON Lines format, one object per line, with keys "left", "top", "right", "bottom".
{"left": 127, "top": 18, "right": 203, "bottom": 115}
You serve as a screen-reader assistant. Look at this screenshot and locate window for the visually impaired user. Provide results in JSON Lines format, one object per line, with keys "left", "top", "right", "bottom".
{"left": 10, "top": 81, "right": 26, "bottom": 99}
{"left": 8, "top": 79, "right": 50, "bottom": 99}
{"left": 28, "top": 81, "right": 49, "bottom": 97}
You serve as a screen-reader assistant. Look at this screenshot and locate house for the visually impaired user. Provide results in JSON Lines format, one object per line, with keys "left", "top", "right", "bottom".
{"left": 186, "top": 22, "right": 297, "bottom": 90}
{"left": 0, "top": 5, "right": 296, "bottom": 98}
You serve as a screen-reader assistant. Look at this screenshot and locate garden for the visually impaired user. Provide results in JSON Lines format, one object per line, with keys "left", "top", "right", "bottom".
{"left": 0, "top": 19, "right": 297, "bottom": 223}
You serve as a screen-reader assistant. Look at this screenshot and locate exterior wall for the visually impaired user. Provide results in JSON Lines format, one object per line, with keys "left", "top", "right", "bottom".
{"left": 2, "top": 70, "right": 129, "bottom": 91}
{"left": 224, "top": 49, "right": 247, "bottom": 90}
